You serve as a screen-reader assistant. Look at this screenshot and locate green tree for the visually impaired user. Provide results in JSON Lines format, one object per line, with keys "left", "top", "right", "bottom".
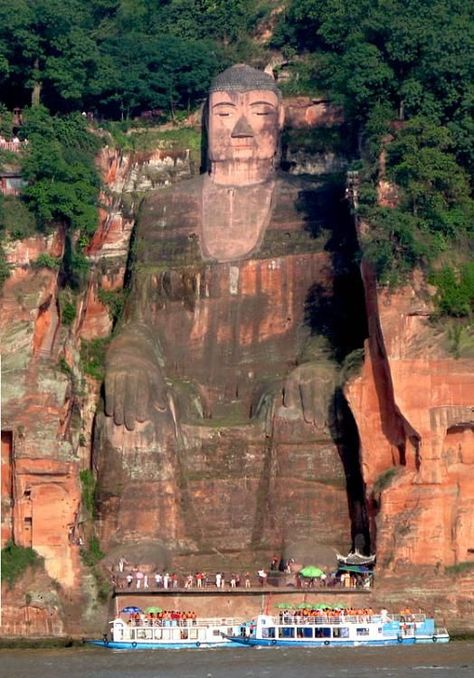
{"left": 20, "top": 106, "right": 101, "bottom": 236}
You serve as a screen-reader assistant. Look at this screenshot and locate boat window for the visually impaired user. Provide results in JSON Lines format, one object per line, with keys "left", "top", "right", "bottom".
{"left": 297, "top": 627, "right": 313, "bottom": 639}
{"left": 180, "top": 629, "right": 189, "bottom": 640}
{"left": 130, "top": 629, "right": 135, "bottom": 640}
{"left": 162, "top": 629, "right": 171, "bottom": 641}
{"left": 332, "top": 627, "right": 349, "bottom": 638}
{"left": 213, "top": 630, "right": 221, "bottom": 637}
{"left": 278, "top": 627, "right": 295, "bottom": 638}
{"left": 154, "top": 629, "right": 162, "bottom": 640}
{"left": 189, "top": 629, "right": 198, "bottom": 640}
{"left": 356, "top": 628, "right": 370, "bottom": 636}
{"left": 261, "top": 627, "right": 276, "bottom": 639}
{"left": 315, "top": 627, "right": 331, "bottom": 638}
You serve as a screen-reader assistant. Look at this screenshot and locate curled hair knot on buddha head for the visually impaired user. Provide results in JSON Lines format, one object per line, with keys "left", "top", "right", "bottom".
{"left": 209, "top": 64, "right": 281, "bottom": 99}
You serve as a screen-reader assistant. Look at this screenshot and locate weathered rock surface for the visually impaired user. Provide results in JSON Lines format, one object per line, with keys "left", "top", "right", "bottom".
{"left": 1, "top": 108, "right": 473, "bottom": 638}
{"left": 347, "top": 263, "right": 474, "bottom": 572}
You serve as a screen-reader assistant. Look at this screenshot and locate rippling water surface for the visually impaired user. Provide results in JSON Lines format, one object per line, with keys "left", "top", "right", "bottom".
{"left": 1, "top": 642, "right": 473, "bottom": 678}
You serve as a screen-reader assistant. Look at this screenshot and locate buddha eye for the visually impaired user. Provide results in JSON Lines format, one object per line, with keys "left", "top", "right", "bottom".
{"left": 217, "top": 112, "right": 231, "bottom": 117}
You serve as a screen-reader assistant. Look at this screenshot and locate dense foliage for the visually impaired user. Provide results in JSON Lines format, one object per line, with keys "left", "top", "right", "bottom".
{"left": 20, "top": 106, "right": 101, "bottom": 238}
{"left": 0, "top": 0, "right": 472, "bottom": 318}
{"left": 274, "top": 0, "right": 473, "bottom": 317}
{"left": 0, "top": 0, "right": 266, "bottom": 118}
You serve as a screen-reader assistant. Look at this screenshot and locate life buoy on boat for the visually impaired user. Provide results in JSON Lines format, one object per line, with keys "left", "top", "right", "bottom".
{"left": 324, "top": 640, "right": 330, "bottom": 646}
{"left": 132, "top": 642, "right": 137, "bottom": 648}
{"left": 397, "top": 635, "right": 403, "bottom": 643}
{"left": 196, "top": 641, "right": 201, "bottom": 648}
{"left": 271, "top": 639, "right": 277, "bottom": 646}
{"left": 432, "top": 636, "right": 437, "bottom": 643}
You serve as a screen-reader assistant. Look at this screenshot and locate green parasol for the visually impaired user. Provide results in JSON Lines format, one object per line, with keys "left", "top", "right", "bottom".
{"left": 145, "top": 606, "right": 163, "bottom": 614}
{"left": 275, "top": 602, "right": 293, "bottom": 609}
{"left": 296, "top": 602, "right": 311, "bottom": 609}
{"left": 299, "top": 565, "right": 324, "bottom": 578}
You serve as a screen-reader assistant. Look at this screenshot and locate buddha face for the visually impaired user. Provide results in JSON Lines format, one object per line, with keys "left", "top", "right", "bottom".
{"left": 208, "top": 89, "right": 284, "bottom": 165}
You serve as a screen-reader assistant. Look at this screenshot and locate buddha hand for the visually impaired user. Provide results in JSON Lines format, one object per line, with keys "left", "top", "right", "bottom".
{"left": 282, "top": 362, "right": 336, "bottom": 428}
{"left": 104, "top": 325, "right": 170, "bottom": 431}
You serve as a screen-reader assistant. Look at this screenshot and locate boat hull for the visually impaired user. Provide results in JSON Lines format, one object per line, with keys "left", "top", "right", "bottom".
{"left": 87, "top": 639, "right": 234, "bottom": 650}
{"left": 225, "top": 634, "right": 449, "bottom": 648}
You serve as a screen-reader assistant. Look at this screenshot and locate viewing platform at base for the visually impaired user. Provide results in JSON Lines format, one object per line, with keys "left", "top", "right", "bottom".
{"left": 113, "top": 587, "right": 371, "bottom": 598}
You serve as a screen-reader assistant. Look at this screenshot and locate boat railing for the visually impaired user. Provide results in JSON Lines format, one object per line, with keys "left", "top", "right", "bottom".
{"left": 116, "top": 616, "right": 243, "bottom": 629}
{"left": 269, "top": 614, "right": 409, "bottom": 625}
{"left": 269, "top": 613, "right": 427, "bottom": 625}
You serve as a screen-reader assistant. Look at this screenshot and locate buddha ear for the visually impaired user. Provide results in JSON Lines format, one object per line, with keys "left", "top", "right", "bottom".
{"left": 278, "top": 104, "right": 285, "bottom": 130}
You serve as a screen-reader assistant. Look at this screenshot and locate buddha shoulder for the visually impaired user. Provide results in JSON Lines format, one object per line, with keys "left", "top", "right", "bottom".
{"left": 138, "top": 176, "right": 203, "bottom": 236}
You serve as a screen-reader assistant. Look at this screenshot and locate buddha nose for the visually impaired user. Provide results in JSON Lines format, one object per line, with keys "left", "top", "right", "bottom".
{"left": 231, "top": 116, "right": 254, "bottom": 138}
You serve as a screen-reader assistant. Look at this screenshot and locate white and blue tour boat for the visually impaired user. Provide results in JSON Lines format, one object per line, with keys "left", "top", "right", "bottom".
{"left": 225, "top": 610, "right": 449, "bottom": 648}
{"left": 89, "top": 615, "right": 243, "bottom": 650}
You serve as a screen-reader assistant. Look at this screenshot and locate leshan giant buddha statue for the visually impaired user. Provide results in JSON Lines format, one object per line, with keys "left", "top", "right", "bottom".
{"left": 95, "top": 65, "right": 364, "bottom": 564}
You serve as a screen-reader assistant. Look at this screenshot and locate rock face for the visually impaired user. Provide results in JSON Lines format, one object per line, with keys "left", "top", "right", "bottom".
{"left": 347, "top": 263, "right": 474, "bottom": 570}
{"left": 1, "top": 97, "right": 473, "bottom": 637}
{"left": 0, "top": 140, "right": 196, "bottom": 634}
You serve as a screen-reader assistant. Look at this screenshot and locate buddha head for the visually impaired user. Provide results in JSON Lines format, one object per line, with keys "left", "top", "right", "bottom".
{"left": 207, "top": 64, "right": 284, "bottom": 185}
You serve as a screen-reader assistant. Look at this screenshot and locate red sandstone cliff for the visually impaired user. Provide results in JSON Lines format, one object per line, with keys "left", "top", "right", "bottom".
{"left": 347, "top": 264, "right": 473, "bottom": 571}
{"left": 0, "top": 112, "right": 473, "bottom": 636}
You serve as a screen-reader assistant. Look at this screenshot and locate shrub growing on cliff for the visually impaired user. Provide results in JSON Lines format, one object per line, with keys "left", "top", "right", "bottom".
{"left": 445, "top": 561, "right": 474, "bottom": 576}
{"left": 80, "top": 469, "right": 96, "bottom": 517}
{"left": 32, "top": 253, "right": 61, "bottom": 270}
{"left": 80, "top": 535, "right": 104, "bottom": 568}
{"left": 1, "top": 541, "right": 43, "bottom": 587}
{"left": 98, "top": 288, "right": 126, "bottom": 326}
{"left": 430, "top": 264, "right": 474, "bottom": 318}
{"left": 0, "top": 196, "right": 37, "bottom": 240}
{"left": 0, "top": 243, "right": 10, "bottom": 289}
{"left": 373, "top": 467, "right": 398, "bottom": 494}
{"left": 80, "top": 337, "right": 110, "bottom": 381}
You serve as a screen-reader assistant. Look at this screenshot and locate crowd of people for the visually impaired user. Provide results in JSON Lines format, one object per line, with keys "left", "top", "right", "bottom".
{"left": 276, "top": 606, "right": 376, "bottom": 624}
{"left": 111, "top": 556, "right": 373, "bottom": 591}
{"left": 125, "top": 610, "right": 199, "bottom": 627}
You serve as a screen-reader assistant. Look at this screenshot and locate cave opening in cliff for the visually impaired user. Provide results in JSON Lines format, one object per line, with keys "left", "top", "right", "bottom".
{"left": 302, "top": 178, "right": 371, "bottom": 554}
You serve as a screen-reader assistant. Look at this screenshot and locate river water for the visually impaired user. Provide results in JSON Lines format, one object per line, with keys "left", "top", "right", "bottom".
{"left": 0, "top": 642, "right": 473, "bottom": 678}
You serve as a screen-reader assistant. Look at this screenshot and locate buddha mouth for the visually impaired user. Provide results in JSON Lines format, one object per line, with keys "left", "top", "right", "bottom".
{"left": 231, "top": 143, "right": 254, "bottom": 151}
